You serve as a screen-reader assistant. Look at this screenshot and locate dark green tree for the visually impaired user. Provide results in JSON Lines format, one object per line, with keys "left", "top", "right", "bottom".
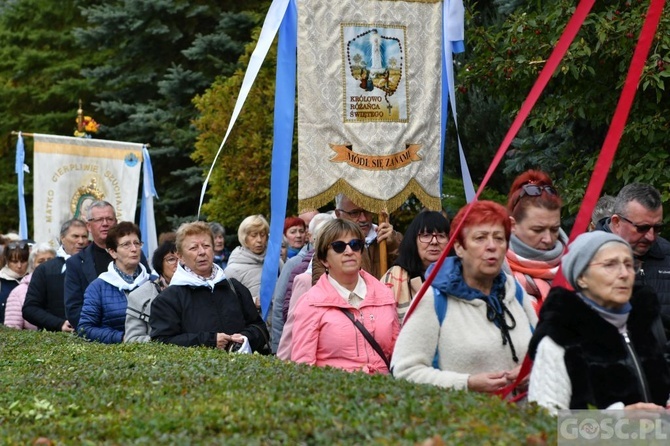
{"left": 458, "top": 0, "right": 670, "bottom": 218}
{"left": 74, "top": 0, "right": 268, "bottom": 231}
{"left": 193, "top": 33, "right": 299, "bottom": 230}
{"left": 0, "top": 0, "right": 100, "bottom": 233}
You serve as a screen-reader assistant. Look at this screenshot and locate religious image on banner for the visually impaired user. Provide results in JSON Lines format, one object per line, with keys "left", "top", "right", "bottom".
{"left": 298, "top": 0, "right": 443, "bottom": 214}
{"left": 32, "top": 134, "right": 143, "bottom": 246}
{"left": 343, "top": 25, "right": 407, "bottom": 122}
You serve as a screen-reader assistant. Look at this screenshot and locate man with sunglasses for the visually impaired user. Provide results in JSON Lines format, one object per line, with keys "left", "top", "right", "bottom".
{"left": 597, "top": 183, "right": 670, "bottom": 346}
{"left": 312, "top": 194, "right": 402, "bottom": 283}
{"left": 64, "top": 201, "right": 149, "bottom": 330}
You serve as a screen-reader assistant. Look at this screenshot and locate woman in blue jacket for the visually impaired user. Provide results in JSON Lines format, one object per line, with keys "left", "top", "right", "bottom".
{"left": 78, "top": 222, "right": 151, "bottom": 344}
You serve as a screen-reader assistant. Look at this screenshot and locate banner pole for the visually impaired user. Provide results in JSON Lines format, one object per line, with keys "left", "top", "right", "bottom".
{"left": 378, "top": 211, "right": 388, "bottom": 275}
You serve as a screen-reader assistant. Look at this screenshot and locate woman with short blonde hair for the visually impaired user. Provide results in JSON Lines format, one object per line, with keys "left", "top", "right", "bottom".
{"left": 225, "top": 215, "right": 272, "bottom": 307}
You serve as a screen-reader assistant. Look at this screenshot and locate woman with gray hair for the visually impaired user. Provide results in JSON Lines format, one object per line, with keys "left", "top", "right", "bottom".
{"left": 528, "top": 231, "right": 670, "bottom": 414}
{"left": 4, "top": 243, "right": 56, "bottom": 330}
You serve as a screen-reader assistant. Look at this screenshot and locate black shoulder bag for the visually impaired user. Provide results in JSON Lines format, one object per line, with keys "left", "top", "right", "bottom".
{"left": 227, "top": 278, "right": 271, "bottom": 355}
{"left": 339, "top": 308, "right": 391, "bottom": 370}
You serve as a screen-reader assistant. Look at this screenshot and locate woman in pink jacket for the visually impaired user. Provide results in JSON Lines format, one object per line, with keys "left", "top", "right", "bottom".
{"left": 4, "top": 244, "right": 56, "bottom": 330}
{"left": 290, "top": 219, "right": 399, "bottom": 374}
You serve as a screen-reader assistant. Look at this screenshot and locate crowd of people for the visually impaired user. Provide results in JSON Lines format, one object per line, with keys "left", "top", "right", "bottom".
{"left": 2, "top": 174, "right": 670, "bottom": 415}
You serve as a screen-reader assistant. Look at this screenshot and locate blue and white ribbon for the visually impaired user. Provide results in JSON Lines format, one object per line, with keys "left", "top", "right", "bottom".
{"left": 443, "top": 0, "right": 474, "bottom": 202}
{"left": 15, "top": 132, "right": 29, "bottom": 239}
{"left": 259, "top": 0, "right": 297, "bottom": 320}
{"left": 140, "top": 145, "right": 158, "bottom": 261}
{"left": 197, "top": 0, "right": 292, "bottom": 218}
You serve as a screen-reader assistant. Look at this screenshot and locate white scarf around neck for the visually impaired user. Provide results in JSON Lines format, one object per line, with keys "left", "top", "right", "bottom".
{"left": 98, "top": 262, "right": 151, "bottom": 292}
{"left": 170, "top": 262, "right": 226, "bottom": 291}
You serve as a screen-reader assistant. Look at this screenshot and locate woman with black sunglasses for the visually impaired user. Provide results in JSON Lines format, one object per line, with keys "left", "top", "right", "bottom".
{"left": 505, "top": 170, "right": 568, "bottom": 314}
{"left": 290, "top": 219, "right": 399, "bottom": 374}
{"left": 0, "top": 239, "right": 30, "bottom": 324}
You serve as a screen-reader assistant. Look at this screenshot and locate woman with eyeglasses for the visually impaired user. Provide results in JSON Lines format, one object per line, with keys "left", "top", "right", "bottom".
{"left": 528, "top": 231, "right": 670, "bottom": 414}
{"left": 392, "top": 201, "right": 537, "bottom": 393}
{"left": 505, "top": 170, "right": 568, "bottom": 314}
{"left": 78, "top": 222, "right": 151, "bottom": 344}
{"left": 290, "top": 219, "right": 399, "bottom": 374}
{"left": 124, "top": 240, "right": 178, "bottom": 343}
{"left": 0, "top": 240, "right": 30, "bottom": 324}
{"left": 382, "top": 211, "right": 450, "bottom": 324}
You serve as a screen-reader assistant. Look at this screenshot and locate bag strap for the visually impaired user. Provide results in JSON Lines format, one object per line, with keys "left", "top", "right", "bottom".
{"left": 226, "top": 277, "right": 271, "bottom": 354}
{"left": 339, "top": 308, "right": 391, "bottom": 371}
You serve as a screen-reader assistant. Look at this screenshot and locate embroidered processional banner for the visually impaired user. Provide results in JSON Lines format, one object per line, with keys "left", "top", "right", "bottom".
{"left": 298, "top": 0, "right": 443, "bottom": 212}
{"left": 32, "top": 134, "right": 143, "bottom": 246}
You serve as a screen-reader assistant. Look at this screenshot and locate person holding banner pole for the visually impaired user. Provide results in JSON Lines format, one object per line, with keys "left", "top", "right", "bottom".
{"left": 312, "top": 194, "right": 401, "bottom": 284}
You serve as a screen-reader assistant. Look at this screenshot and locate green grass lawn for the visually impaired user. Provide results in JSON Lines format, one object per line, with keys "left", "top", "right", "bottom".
{"left": 0, "top": 327, "right": 555, "bottom": 445}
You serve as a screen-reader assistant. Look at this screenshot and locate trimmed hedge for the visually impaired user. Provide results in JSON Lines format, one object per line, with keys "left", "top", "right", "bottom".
{"left": 0, "top": 328, "right": 555, "bottom": 444}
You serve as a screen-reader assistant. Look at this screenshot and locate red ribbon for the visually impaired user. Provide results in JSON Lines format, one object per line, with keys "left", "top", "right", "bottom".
{"left": 405, "top": 0, "right": 597, "bottom": 323}
{"left": 400, "top": 0, "right": 667, "bottom": 400}
{"left": 502, "top": 0, "right": 667, "bottom": 399}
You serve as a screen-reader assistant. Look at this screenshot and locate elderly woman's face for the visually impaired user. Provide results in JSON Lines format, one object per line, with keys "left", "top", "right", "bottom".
{"left": 109, "top": 234, "right": 142, "bottom": 274}
{"left": 512, "top": 206, "right": 561, "bottom": 251}
{"left": 213, "top": 234, "right": 225, "bottom": 253}
{"left": 577, "top": 243, "right": 635, "bottom": 309}
{"left": 285, "top": 225, "right": 306, "bottom": 249}
{"left": 455, "top": 223, "right": 507, "bottom": 284}
{"left": 179, "top": 234, "right": 214, "bottom": 277}
{"left": 34, "top": 251, "right": 56, "bottom": 268}
{"left": 245, "top": 229, "right": 268, "bottom": 255}
{"left": 322, "top": 231, "right": 363, "bottom": 282}
{"left": 162, "top": 251, "right": 179, "bottom": 283}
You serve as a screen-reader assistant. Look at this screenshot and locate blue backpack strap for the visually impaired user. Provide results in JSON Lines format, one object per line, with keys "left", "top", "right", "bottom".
{"left": 514, "top": 280, "right": 523, "bottom": 306}
{"left": 432, "top": 289, "right": 447, "bottom": 369}
{"left": 514, "top": 279, "right": 535, "bottom": 334}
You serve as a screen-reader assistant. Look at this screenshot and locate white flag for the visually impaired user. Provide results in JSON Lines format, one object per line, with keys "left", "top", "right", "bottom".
{"left": 298, "top": 0, "right": 443, "bottom": 213}
{"left": 33, "top": 134, "right": 143, "bottom": 246}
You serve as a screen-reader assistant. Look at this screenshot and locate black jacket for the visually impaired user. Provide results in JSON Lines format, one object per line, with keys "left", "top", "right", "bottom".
{"left": 150, "top": 278, "right": 269, "bottom": 353}
{"left": 22, "top": 257, "right": 67, "bottom": 331}
{"left": 529, "top": 286, "right": 670, "bottom": 409}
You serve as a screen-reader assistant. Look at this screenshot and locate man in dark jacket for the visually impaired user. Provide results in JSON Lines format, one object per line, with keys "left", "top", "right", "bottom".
{"left": 23, "top": 218, "right": 89, "bottom": 332}
{"left": 64, "top": 201, "right": 149, "bottom": 329}
{"left": 597, "top": 183, "right": 670, "bottom": 352}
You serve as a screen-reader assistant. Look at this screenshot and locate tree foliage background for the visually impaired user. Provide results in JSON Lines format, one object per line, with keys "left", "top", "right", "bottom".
{"left": 0, "top": 0, "right": 668, "bottom": 236}
{"left": 453, "top": 0, "right": 670, "bottom": 224}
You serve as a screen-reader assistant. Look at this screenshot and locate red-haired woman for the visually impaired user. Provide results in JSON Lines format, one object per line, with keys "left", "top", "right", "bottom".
{"left": 392, "top": 201, "right": 537, "bottom": 393}
{"left": 505, "top": 170, "right": 568, "bottom": 313}
{"left": 284, "top": 216, "right": 307, "bottom": 259}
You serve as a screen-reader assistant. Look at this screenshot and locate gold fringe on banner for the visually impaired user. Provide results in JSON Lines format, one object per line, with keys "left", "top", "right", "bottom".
{"left": 299, "top": 178, "right": 442, "bottom": 214}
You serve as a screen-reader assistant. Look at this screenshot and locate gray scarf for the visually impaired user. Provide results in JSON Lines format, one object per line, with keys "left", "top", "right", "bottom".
{"left": 508, "top": 228, "right": 568, "bottom": 263}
